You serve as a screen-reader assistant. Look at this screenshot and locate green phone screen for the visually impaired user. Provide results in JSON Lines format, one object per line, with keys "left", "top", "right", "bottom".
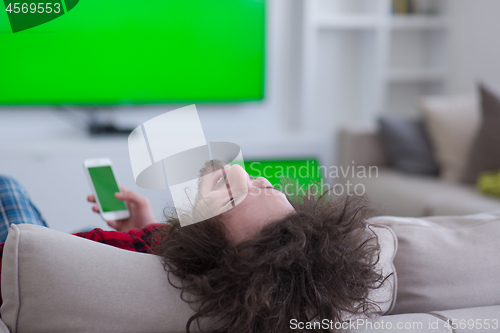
{"left": 88, "top": 166, "right": 127, "bottom": 212}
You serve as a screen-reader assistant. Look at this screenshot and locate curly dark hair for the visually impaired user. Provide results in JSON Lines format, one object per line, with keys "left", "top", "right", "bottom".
{"left": 154, "top": 192, "right": 386, "bottom": 333}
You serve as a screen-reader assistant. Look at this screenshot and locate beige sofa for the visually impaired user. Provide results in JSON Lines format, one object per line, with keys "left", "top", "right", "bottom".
{"left": 337, "top": 124, "right": 500, "bottom": 217}
{"left": 1, "top": 210, "right": 500, "bottom": 333}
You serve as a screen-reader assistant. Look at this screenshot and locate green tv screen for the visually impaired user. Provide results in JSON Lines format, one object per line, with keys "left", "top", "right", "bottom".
{"left": 0, "top": 0, "right": 265, "bottom": 105}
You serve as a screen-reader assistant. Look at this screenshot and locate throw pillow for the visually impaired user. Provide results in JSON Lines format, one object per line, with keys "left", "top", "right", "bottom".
{"left": 462, "top": 81, "right": 500, "bottom": 183}
{"left": 420, "top": 94, "right": 480, "bottom": 182}
{"left": 477, "top": 168, "right": 500, "bottom": 196}
{"left": 378, "top": 116, "right": 439, "bottom": 175}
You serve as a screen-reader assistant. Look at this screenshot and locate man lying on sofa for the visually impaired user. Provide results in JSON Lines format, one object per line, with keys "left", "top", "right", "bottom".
{"left": 0, "top": 167, "right": 499, "bottom": 333}
{"left": 0, "top": 168, "right": 387, "bottom": 332}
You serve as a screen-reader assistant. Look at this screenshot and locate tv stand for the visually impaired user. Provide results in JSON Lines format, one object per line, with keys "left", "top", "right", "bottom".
{"left": 88, "top": 122, "right": 133, "bottom": 135}
{"left": 85, "top": 107, "right": 134, "bottom": 136}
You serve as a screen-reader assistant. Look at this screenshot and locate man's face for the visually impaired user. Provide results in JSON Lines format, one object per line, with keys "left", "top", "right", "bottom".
{"left": 194, "top": 161, "right": 295, "bottom": 244}
{"left": 194, "top": 162, "right": 249, "bottom": 217}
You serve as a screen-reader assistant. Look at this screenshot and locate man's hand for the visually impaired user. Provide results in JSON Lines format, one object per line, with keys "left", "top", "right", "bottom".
{"left": 87, "top": 186, "right": 157, "bottom": 232}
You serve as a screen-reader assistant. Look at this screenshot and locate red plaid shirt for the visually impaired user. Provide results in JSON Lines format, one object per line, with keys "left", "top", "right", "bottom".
{"left": 0, "top": 223, "right": 165, "bottom": 307}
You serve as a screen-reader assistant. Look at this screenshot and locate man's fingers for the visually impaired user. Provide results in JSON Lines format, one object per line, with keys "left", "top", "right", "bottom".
{"left": 115, "top": 188, "right": 144, "bottom": 205}
{"left": 106, "top": 220, "right": 119, "bottom": 230}
{"left": 87, "top": 195, "right": 96, "bottom": 202}
{"left": 92, "top": 205, "right": 99, "bottom": 213}
{"left": 106, "top": 220, "right": 127, "bottom": 232}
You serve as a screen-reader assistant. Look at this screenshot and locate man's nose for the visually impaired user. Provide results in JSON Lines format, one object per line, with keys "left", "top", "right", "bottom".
{"left": 250, "top": 177, "right": 269, "bottom": 187}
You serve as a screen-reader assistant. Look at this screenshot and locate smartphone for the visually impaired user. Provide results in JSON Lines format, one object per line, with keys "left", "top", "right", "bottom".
{"left": 83, "top": 158, "right": 130, "bottom": 221}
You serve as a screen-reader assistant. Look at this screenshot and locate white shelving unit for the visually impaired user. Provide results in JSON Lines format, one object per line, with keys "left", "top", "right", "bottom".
{"left": 300, "top": 0, "right": 449, "bottom": 130}
{"left": 316, "top": 16, "right": 379, "bottom": 29}
{"left": 389, "top": 16, "right": 447, "bottom": 29}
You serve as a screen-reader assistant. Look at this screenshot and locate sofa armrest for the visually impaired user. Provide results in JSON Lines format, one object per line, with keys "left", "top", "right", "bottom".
{"left": 0, "top": 224, "right": 203, "bottom": 333}
{"left": 337, "top": 124, "right": 390, "bottom": 169}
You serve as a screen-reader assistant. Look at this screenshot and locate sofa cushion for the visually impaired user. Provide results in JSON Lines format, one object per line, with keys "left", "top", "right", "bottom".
{"left": 420, "top": 95, "right": 480, "bottom": 182}
{"left": 378, "top": 116, "right": 439, "bottom": 175}
{"left": 0, "top": 223, "right": 397, "bottom": 332}
{"left": 345, "top": 313, "right": 451, "bottom": 333}
{"left": 371, "top": 212, "right": 500, "bottom": 314}
{"left": 0, "top": 320, "right": 9, "bottom": 333}
{"left": 462, "top": 81, "right": 500, "bottom": 184}
{"left": 430, "top": 305, "right": 500, "bottom": 333}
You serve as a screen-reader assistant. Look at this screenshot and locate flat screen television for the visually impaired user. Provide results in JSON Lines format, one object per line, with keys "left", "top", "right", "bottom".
{"left": 0, "top": 0, "right": 265, "bottom": 105}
